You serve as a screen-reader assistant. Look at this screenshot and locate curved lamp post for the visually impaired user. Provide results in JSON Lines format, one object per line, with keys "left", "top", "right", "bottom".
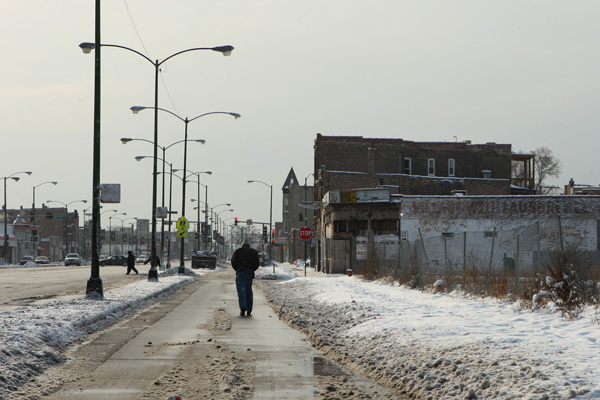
{"left": 215, "top": 208, "right": 234, "bottom": 258}
{"left": 132, "top": 107, "right": 239, "bottom": 274}
{"left": 31, "top": 181, "right": 57, "bottom": 258}
{"left": 113, "top": 216, "right": 136, "bottom": 255}
{"left": 46, "top": 199, "right": 88, "bottom": 259}
{"left": 2, "top": 171, "right": 32, "bottom": 263}
{"left": 248, "top": 179, "right": 273, "bottom": 272}
{"left": 108, "top": 212, "right": 127, "bottom": 255}
{"left": 136, "top": 155, "right": 174, "bottom": 268}
{"left": 123, "top": 137, "right": 204, "bottom": 265}
{"left": 79, "top": 40, "right": 233, "bottom": 283}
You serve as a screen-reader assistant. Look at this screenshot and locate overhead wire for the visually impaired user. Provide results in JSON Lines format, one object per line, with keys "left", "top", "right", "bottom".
{"left": 122, "top": 0, "right": 181, "bottom": 116}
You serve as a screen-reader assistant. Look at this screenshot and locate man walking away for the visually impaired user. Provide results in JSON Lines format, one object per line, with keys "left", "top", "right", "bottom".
{"left": 231, "top": 239, "right": 260, "bottom": 316}
{"left": 126, "top": 251, "right": 139, "bottom": 275}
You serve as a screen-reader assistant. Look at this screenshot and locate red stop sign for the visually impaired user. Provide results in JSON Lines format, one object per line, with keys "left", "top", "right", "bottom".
{"left": 298, "top": 226, "right": 313, "bottom": 241}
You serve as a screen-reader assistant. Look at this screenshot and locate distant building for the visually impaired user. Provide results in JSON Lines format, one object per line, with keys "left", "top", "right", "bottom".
{"left": 280, "top": 168, "right": 315, "bottom": 264}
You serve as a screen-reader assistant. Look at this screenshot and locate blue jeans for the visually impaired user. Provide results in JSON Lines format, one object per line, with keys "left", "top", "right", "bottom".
{"left": 235, "top": 268, "right": 254, "bottom": 314}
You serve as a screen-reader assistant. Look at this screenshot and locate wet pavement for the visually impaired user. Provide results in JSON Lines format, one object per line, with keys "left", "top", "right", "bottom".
{"left": 46, "top": 268, "right": 393, "bottom": 399}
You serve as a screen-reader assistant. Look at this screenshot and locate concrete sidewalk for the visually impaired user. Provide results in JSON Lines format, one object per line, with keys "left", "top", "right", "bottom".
{"left": 49, "top": 270, "right": 323, "bottom": 399}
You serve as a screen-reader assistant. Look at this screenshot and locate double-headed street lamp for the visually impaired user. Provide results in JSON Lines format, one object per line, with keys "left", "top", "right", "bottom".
{"left": 136, "top": 155, "right": 175, "bottom": 268}
{"left": 3, "top": 171, "right": 32, "bottom": 263}
{"left": 248, "top": 180, "right": 273, "bottom": 272}
{"left": 123, "top": 137, "right": 205, "bottom": 265}
{"left": 131, "top": 108, "right": 240, "bottom": 274}
{"left": 184, "top": 171, "right": 212, "bottom": 251}
{"left": 108, "top": 212, "right": 127, "bottom": 255}
{"left": 32, "top": 181, "right": 58, "bottom": 258}
{"left": 46, "top": 199, "right": 88, "bottom": 259}
{"left": 113, "top": 216, "right": 136, "bottom": 255}
{"left": 79, "top": 38, "right": 234, "bottom": 284}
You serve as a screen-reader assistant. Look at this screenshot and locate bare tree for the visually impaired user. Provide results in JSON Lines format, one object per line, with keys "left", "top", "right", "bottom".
{"left": 512, "top": 147, "right": 561, "bottom": 194}
{"left": 534, "top": 146, "right": 562, "bottom": 194}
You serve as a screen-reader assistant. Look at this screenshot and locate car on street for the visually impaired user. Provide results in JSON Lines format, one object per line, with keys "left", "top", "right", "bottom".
{"left": 20, "top": 256, "right": 34, "bottom": 265}
{"left": 64, "top": 253, "right": 82, "bottom": 266}
{"left": 34, "top": 256, "right": 50, "bottom": 265}
{"left": 99, "top": 255, "right": 128, "bottom": 267}
{"left": 136, "top": 255, "right": 146, "bottom": 264}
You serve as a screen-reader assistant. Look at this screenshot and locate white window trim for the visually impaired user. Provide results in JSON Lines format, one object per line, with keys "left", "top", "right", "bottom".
{"left": 403, "top": 157, "right": 412, "bottom": 175}
{"left": 448, "top": 158, "right": 455, "bottom": 177}
{"left": 427, "top": 158, "right": 435, "bottom": 176}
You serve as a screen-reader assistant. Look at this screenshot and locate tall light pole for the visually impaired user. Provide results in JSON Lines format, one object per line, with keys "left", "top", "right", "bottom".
{"left": 185, "top": 171, "right": 212, "bottom": 251}
{"left": 79, "top": 40, "right": 234, "bottom": 282}
{"left": 108, "top": 212, "right": 126, "bottom": 255}
{"left": 248, "top": 180, "right": 273, "bottom": 272}
{"left": 114, "top": 216, "right": 136, "bottom": 255}
{"left": 215, "top": 208, "right": 234, "bottom": 258}
{"left": 132, "top": 108, "right": 239, "bottom": 274}
{"left": 136, "top": 155, "right": 174, "bottom": 268}
{"left": 3, "top": 171, "right": 32, "bottom": 264}
{"left": 123, "top": 137, "right": 204, "bottom": 265}
{"left": 32, "top": 181, "right": 58, "bottom": 258}
{"left": 46, "top": 199, "right": 88, "bottom": 259}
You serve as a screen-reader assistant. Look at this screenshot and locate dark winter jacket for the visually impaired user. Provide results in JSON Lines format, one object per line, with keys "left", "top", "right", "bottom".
{"left": 231, "top": 244, "right": 260, "bottom": 272}
{"left": 127, "top": 252, "right": 135, "bottom": 268}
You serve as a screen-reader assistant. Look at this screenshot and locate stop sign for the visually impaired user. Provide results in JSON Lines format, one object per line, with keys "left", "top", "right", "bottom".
{"left": 298, "top": 226, "right": 313, "bottom": 241}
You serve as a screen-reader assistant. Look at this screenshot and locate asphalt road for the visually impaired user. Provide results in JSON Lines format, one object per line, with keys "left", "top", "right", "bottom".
{"left": 0, "top": 263, "right": 153, "bottom": 313}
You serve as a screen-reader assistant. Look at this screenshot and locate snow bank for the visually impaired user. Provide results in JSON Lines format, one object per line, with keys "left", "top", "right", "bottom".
{"left": 260, "top": 267, "right": 600, "bottom": 399}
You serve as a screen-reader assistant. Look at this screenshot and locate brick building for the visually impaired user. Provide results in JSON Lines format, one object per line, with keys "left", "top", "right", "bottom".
{"left": 314, "top": 134, "right": 516, "bottom": 199}
{"left": 311, "top": 134, "right": 552, "bottom": 274}
{"left": 280, "top": 168, "right": 315, "bottom": 264}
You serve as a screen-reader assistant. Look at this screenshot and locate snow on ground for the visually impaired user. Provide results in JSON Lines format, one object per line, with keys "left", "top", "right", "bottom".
{"left": 258, "top": 264, "right": 600, "bottom": 399}
{"left": 0, "top": 267, "right": 198, "bottom": 395}
{"left": 1, "top": 262, "right": 599, "bottom": 399}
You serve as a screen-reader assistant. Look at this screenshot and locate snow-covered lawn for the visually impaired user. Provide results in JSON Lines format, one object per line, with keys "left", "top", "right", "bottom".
{"left": 259, "top": 264, "right": 600, "bottom": 399}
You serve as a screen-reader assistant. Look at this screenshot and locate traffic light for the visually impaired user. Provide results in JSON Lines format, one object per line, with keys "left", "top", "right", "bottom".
{"left": 234, "top": 217, "right": 238, "bottom": 226}
{"left": 262, "top": 225, "right": 267, "bottom": 241}
{"left": 271, "top": 229, "right": 275, "bottom": 244}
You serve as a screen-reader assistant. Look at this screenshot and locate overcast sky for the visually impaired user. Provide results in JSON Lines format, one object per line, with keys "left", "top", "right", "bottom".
{"left": 2, "top": 1, "right": 599, "bottom": 231}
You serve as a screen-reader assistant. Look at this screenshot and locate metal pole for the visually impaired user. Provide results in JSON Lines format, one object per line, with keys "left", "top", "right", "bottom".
{"left": 179, "top": 120, "right": 189, "bottom": 274}
{"left": 86, "top": 0, "right": 103, "bottom": 297}
{"left": 160, "top": 146, "right": 166, "bottom": 268}
{"left": 269, "top": 184, "right": 273, "bottom": 273}
{"left": 148, "top": 60, "right": 160, "bottom": 281}
{"left": 167, "top": 163, "right": 173, "bottom": 268}
{"left": 3, "top": 178, "right": 7, "bottom": 263}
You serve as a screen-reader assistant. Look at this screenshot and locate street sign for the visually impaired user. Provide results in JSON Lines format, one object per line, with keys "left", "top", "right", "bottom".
{"left": 176, "top": 216, "right": 189, "bottom": 230}
{"left": 298, "top": 226, "right": 313, "bottom": 241}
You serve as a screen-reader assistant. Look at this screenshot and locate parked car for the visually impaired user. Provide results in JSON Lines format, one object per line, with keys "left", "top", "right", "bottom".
{"left": 20, "top": 256, "right": 34, "bottom": 265}
{"left": 64, "top": 253, "right": 82, "bottom": 266}
{"left": 99, "top": 255, "right": 128, "bottom": 266}
{"left": 34, "top": 256, "right": 50, "bottom": 265}
{"left": 136, "top": 255, "right": 146, "bottom": 264}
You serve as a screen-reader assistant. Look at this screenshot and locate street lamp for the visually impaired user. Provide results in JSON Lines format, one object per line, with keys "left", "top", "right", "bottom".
{"left": 46, "top": 199, "right": 88, "bottom": 259}
{"left": 136, "top": 155, "right": 174, "bottom": 268}
{"left": 113, "top": 216, "right": 136, "bottom": 255}
{"left": 185, "top": 171, "right": 212, "bottom": 251}
{"left": 108, "top": 212, "right": 126, "bottom": 255}
{"left": 132, "top": 108, "right": 239, "bottom": 274}
{"left": 248, "top": 180, "right": 273, "bottom": 272}
{"left": 123, "top": 137, "right": 205, "bottom": 265}
{"left": 215, "top": 208, "right": 234, "bottom": 258}
{"left": 3, "top": 171, "right": 32, "bottom": 264}
{"left": 79, "top": 39, "right": 234, "bottom": 282}
{"left": 32, "top": 181, "right": 57, "bottom": 258}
